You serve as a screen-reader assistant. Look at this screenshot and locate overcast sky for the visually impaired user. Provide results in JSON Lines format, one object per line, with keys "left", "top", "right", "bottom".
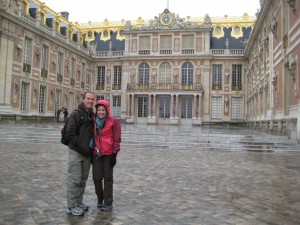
{"left": 42, "top": 0, "right": 261, "bottom": 23}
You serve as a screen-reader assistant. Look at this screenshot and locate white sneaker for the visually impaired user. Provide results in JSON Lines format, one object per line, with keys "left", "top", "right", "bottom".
{"left": 78, "top": 203, "right": 90, "bottom": 211}
{"left": 67, "top": 207, "right": 84, "bottom": 216}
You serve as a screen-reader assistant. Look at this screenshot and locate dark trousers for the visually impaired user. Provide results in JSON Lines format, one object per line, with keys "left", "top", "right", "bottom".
{"left": 92, "top": 155, "right": 113, "bottom": 205}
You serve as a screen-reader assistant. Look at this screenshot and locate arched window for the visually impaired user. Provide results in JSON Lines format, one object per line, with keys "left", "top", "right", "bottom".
{"left": 138, "top": 63, "right": 150, "bottom": 85}
{"left": 181, "top": 62, "right": 193, "bottom": 85}
{"left": 159, "top": 62, "right": 171, "bottom": 84}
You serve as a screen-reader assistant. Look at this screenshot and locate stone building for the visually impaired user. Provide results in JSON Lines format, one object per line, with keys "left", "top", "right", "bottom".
{"left": 0, "top": 0, "right": 299, "bottom": 140}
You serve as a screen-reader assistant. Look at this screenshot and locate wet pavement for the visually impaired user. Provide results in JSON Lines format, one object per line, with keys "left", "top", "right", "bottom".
{"left": 0, "top": 124, "right": 300, "bottom": 225}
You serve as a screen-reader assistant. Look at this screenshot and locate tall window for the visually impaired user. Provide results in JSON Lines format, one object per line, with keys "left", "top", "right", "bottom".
{"left": 231, "top": 97, "right": 242, "bottom": 120}
{"left": 212, "top": 64, "right": 222, "bottom": 90}
{"left": 211, "top": 96, "right": 222, "bottom": 119}
{"left": 113, "top": 66, "right": 122, "bottom": 90}
{"left": 20, "top": 82, "right": 28, "bottom": 111}
{"left": 182, "top": 34, "right": 194, "bottom": 54}
{"left": 181, "top": 96, "right": 192, "bottom": 118}
{"left": 38, "top": 85, "right": 46, "bottom": 113}
{"left": 160, "top": 35, "right": 172, "bottom": 54}
{"left": 139, "top": 36, "right": 150, "bottom": 55}
{"left": 159, "top": 96, "right": 170, "bottom": 118}
{"left": 55, "top": 89, "right": 62, "bottom": 112}
{"left": 138, "top": 96, "right": 148, "bottom": 117}
{"left": 232, "top": 64, "right": 242, "bottom": 91}
{"left": 181, "top": 62, "right": 193, "bottom": 85}
{"left": 138, "top": 63, "right": 150, "bottom": 85}
{"left": 71, "top": 58, "right": 76, "bottom": 79}
{"left": 81, "top": 63, "right": 85, "bottom": 82}
{"left": 41, "top": 45, "right": 48, "bottom": 71}
{"left": 159, "top": 62, "right": 171, "bottom": 84}
{"left": 96, "top": 95, "right": 105, "bottom": 101}
{"left": 112, "top": 96, "right": 121, "bottom": 117}
{"left": 68, "top": 92, "right": 74, "bottom": 112}
{"left": 57, "top": 52, "right": 63, "bottom": 75}
{"left": 97, "top": 66, "right": 105, "bottom": 90}
{"left": 23, "top": 37, "right": 32, "bottom": 66}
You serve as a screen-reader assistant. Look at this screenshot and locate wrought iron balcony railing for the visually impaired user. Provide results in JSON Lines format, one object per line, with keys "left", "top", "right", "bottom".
{"left": 41, "top": 69, "right": 48, "bottom": 78}
{"left": 57, "top": 74, "right": 63, "bottom": 82}
{"left": 96, "top": 84, "right": 104, "bottom": 90}
{"left": 70, "top": 78, "right": 75, "bottom": 86}
{"left": 232, "top": 84, "right": 243, "bottom": 91}
{"left": 212, "top": 85, "right": 222, "bottom": 90}
{"left": 112, "top": 84, "right": 121, "bottom": 90}
{"left": 127, "top": 83, "right": 202, "bottom": 91}
{"left": 23, "top": 63, "right": 31, "bottom": 73}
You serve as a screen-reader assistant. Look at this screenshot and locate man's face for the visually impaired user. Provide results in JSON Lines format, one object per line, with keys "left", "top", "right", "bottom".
{"left": 83, "top": 93, "right": 95, "bottom": 109}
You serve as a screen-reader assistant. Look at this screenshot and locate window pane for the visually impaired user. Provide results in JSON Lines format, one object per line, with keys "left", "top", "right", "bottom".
{"left": 138, "top": 63, "right": 150, "bottom": 85}
{"left": 71, "top": 58, "right": 76, "bottom": 79}
{"left": 97, "top": 66, "right": 105, "bottom": 88}
{"left": 181, "top": 62, "right": 193, "bottom": 85}
{"left": 112, "top": 96, "right": 121, "bottom": 117}
{"left": 232, "top": 64, "right": 242, "bottom": 90}
{"left": 181, "top": 96, "right": 192, "bottom": 118}
{"left": 81, "top": 63, "right": 85, "bottom": 82}
{"left": 138, "top": 96, "right": 148, "bottom": 117}
{"left": 159, "top": 96, "right": 170, "bottom": 118}
{"left": 160, "top": 35, "right": 172, "bottom": 50}
{"left": 23, "top": 37, "right": 32, "bottom": 65}
{"left": 212, "top": 64, "right": 222, "bottom": 90}
{"left": 211, "top": 97, "right": 222, "bottom": 119}
{"left": 182, "top": 35, "right": 194, "bottom": 49}
{"left": 42, "top": 45, "right": 48, "bottom": 70}
{"left": 139, "top": 36, "right": 150, "bottom": 50}
{"left": 159, "top": 62, "right": 171, "bottom": 84}
{"left": 113, "top": 66, "right": 122, "bottom": 89}
{"left": 38, "top": 86, "right": 46, "bottom": 113}
{"left": 231, "top": 97, "right": 242, "bottom": 120}
{"left": 20, "top": 82, "right": 28, "bottom": 111}
{"left": 57, "top": 52, "right": 63, "bottom": 75}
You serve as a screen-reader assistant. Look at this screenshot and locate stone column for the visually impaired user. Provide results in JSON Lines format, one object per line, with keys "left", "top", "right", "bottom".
{"left": 175, "top": 94, "right": 179, "bottom": 119}
{"left": 193, "top": 94, "right": 197, "bottom": 119}
{"left": 127, "top": 94, "right": 131, "bottom": 117}
{"left": 170, "top": 94, "right": 174, "bottom": 118}
{"left": 148, "top": 94, "right": 152, "bottom": 118}
{"left": 131, "top": 94, "right": 134, "bottom": 118}
{"left": 152, "top": 94, "right": 156, "bottom": 118}
{"left": 0, "top": 34, "right": 14, "bottom": 113}
{"left": 198, "top": 93, "right": 203, "bottom": 118}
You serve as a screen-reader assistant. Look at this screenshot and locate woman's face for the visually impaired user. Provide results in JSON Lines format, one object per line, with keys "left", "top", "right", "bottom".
{"left": 97, "top": 105, "right": 107, "bottom": 118}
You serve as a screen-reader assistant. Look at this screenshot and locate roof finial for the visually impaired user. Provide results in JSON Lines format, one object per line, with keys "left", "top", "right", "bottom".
{"left": 167, "top": 0, "right": 169, "bottom": 10}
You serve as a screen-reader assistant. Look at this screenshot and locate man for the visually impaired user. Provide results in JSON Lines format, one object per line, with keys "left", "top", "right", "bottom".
{"left": 66, "top": 92, "right": 95, "bottom": 216}
{"left": 63, "top": 107, "right": 69, "bottom": 123}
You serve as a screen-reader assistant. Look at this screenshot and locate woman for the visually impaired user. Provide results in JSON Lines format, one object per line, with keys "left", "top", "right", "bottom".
{"left": 92, "top": 100, "right": 121, "bottom": 211}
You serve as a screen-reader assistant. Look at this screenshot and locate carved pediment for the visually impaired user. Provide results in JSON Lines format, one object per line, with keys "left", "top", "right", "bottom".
{"left": 125, "top": 9, "right": 212, "bottom": 31}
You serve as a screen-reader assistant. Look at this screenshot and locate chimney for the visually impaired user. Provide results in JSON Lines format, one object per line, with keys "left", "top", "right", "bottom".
{"left": 60, "top": 12, "right": 69, "bottom": 20}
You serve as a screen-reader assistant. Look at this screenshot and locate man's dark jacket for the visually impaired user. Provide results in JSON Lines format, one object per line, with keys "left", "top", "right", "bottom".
{"left": 66, "top": 103, "right": 94, "bottom": 155}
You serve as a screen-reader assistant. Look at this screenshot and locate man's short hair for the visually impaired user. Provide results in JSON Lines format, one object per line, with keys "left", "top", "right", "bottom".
{"left": 82, "top": 91, "right": 94, "bottom": 99}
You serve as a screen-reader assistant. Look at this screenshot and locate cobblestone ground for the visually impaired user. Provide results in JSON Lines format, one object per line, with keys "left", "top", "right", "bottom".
{"left": 0, "top": 139, "right": 300, "bottom": 224}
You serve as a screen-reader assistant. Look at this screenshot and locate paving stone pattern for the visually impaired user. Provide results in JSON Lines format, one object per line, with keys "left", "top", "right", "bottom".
{"left": 0, "top": 124, "right": 300, "bottom": 225}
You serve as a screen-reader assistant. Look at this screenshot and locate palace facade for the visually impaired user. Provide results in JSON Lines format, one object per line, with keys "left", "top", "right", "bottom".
{"left": 0, "top": 0, "right": 299, "bottom": 140}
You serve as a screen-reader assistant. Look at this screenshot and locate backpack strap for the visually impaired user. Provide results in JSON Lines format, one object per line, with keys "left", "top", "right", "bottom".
{"left": 74, "top": 109, "right": 85, "bottom": 124}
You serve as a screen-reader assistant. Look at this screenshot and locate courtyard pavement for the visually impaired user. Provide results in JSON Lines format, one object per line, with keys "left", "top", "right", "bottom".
{"left": 0, "top": 124, "right": 300, "bottom": 225}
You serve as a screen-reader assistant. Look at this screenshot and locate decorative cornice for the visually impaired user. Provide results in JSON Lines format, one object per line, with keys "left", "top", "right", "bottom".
{"left": 26, "top": 1, "right": 256, "bottom": 41}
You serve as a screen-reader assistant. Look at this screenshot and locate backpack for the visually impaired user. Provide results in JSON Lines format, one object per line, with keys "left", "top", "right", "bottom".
{"left": 61, "top": 109, "right": 85, "bottom": 146}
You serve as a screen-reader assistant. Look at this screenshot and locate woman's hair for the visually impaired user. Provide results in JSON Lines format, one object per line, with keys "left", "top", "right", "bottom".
{"left": 96, "top": 104, "right": 107, "bottom": 111}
